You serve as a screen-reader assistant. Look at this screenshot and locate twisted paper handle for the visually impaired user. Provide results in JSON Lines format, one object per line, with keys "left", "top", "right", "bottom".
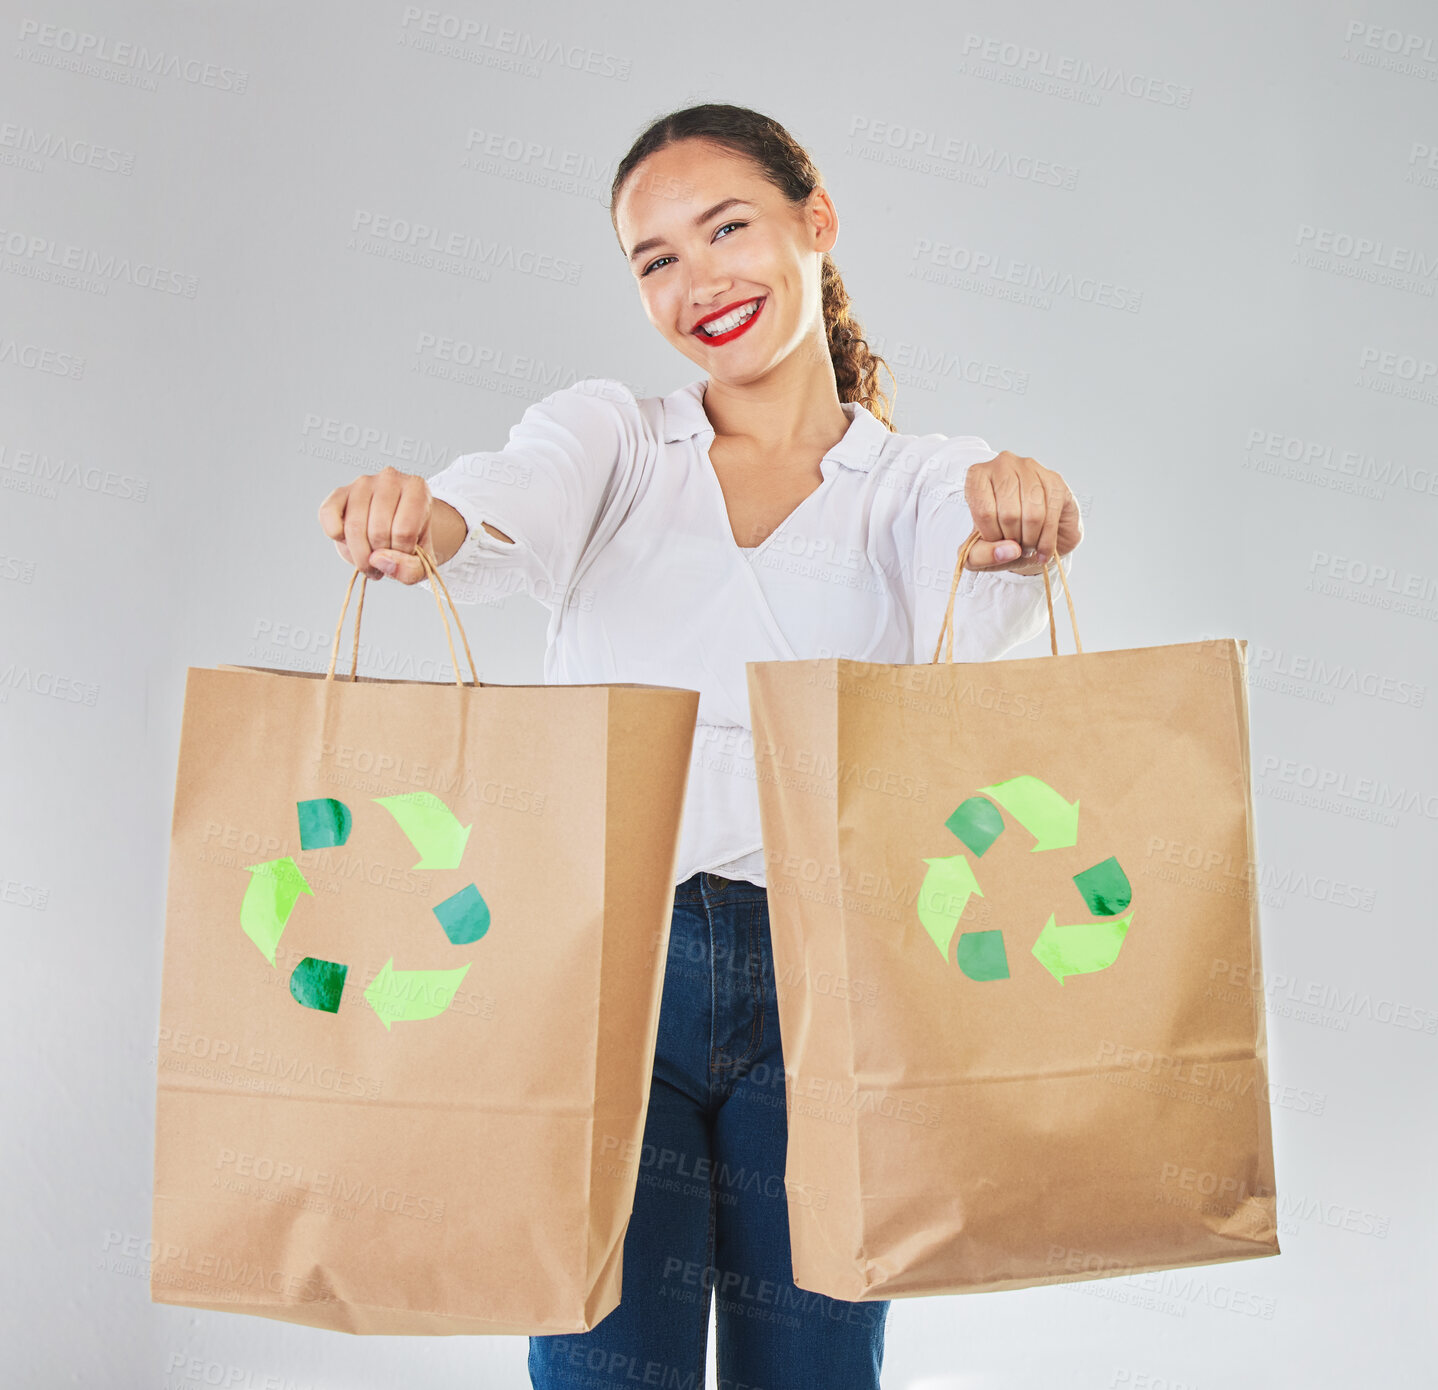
{"left": 325, "top": 545, "right": 482, "bottom": 687}
{"left": 931, "top": 528, "right": 1082, "bottom": 664}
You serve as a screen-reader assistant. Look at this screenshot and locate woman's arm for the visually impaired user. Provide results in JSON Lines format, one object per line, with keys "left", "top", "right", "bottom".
{"left": 319, "top": 379, "right": 628, "bottom": 591}
{"left": 427, "top": 499, "right": 514, "bottom": 566}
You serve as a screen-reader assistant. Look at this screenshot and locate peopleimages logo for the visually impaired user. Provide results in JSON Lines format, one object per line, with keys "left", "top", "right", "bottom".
{"left": 1292, "top": 223, "right": 1437, "bottom": 296}
{"left": 846, "top": 116, "right": 1079, "bottom": 190}
{"left": 1339, "top": 20, "right": 1438, "bottom": 81}
{"left": 0, "top": 120, "right": 135, "bottom": 175}
{"left": 15, "top": 19, "right": 248, "bottom": 92}
{"left": 957, "top": 33, "right": 1194, "bottom": 107}
{"left": 909, "top": 239, "right": 1143, "bottom": 312}
{"left": 0, "top": 224, "right": 198, "bottom": 296}
{"left": 397, "top": 7, "right": 632, "bottom": 81}
{"left": 348, "top": 210, "right": 581, "bottom": 284}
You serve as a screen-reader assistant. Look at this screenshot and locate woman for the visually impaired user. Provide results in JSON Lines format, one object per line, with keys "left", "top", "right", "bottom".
{"left": 319, "top": 103, "right": 1082, "bottom": 1390}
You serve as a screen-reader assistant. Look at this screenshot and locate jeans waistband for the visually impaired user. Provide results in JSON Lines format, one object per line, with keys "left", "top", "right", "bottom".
{"left": 673, "top": 871, "right": 768, "bottom": 907}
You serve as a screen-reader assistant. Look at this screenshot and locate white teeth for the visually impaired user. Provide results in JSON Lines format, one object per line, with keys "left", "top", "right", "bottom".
{"left": 699, "top": 299, "right": 761, "bottom": 336}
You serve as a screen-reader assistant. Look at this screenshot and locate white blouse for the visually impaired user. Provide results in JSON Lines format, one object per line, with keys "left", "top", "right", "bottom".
{"left": 421, "top": 377, "right": 1075, "bottom": 889}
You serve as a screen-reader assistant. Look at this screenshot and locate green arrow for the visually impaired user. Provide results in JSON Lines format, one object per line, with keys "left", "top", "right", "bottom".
{"left": 364, "top": 958, "right": 472, "bottom": 1029}
{"left": 240, "top": 856, "right": 313, "bottom": 964}
{"left": 374, "top": 792, "right": 472, "bottom": 870}
{"left": 434, "top": 883, "right": 490, "bottom": 944}
{"left": 290, "top": 957, "right": 347, "bottom": 1013}
{"left": 297, "top": 797, "right": 352, "bottom": 850}
{"left": 956, "top": 929, "right": 1010, "bottom": 982}
{"left": 1031, "top": 912, "right": 1133, "bottom": 983}
{"left": 945, "top": 795, "right": 1005, "bottom": 857}
{"left": 978, "top": 775, "right": 1080, "bottom": 851}
{"left": 1074, "top": 855, "right": 1132, "bottom": 916}
{"left": 917, "top": 855, "right": 984, "bottom": 960}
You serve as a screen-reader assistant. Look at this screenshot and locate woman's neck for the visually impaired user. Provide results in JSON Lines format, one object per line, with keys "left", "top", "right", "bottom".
{"left": 698, "top": 351, "right": 850, "bottom": 457}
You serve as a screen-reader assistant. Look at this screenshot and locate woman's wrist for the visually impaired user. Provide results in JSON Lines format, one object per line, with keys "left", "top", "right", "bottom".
{"left": 427, "top": 497, "right": 468, "bottom": 567}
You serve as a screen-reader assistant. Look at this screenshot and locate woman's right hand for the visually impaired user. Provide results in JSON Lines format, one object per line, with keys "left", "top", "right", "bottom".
{"left": 317, "top": 465, "right": 442, "bottom": 585}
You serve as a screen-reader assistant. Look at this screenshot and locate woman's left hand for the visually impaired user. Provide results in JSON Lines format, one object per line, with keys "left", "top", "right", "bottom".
{"left": 963, "top": 450, "right": 1084, "bottom": 575}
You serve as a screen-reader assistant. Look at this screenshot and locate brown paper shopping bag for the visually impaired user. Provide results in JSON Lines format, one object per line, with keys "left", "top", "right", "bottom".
{"left": 151, "top": 549, "right": 699, "bottom": 1334}
{"left": 746, "top": 530, "right": 1278, "bottom": 1301}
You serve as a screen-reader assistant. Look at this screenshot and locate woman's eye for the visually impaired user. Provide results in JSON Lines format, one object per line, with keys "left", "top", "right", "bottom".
{"left": 640, "top": 222, "right": 746, "bottom": 277}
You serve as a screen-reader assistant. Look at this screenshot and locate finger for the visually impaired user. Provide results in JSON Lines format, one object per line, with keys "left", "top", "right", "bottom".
{"left": 1058, "top": 486, "right": 1084, "bottom": 552}
{"left": 988, "top": 457, "right": 1024, "bottom": 550}
{"left": 1036, "top": 472, "right": 1062, "bottom": 565}
{"left": 369, "top": 550, "right": 432, "bottom": 585}
{"left": 387, "top": 474, "right": 431, "bottom": 560}
{"left": 1019, "top": 461, "right": 1047, "bottom": 554}
{"left": 965, "top": 460, "right": 1004, "bottom": 542}
{"left": 366, "top": 466, "right": 406, "bottom": 556}
{"left": 964, "top": 535, "right": 1029, "bottom": 571}
{"left": 342, "top": 475, "right": 375, "bottom": 576}
{"left": 317, "top": 485, "right": 349, "bottom": 543}
{"left": 964, "top": 472, "right": 1022, "bottom": 569}
{"left": 367, "top": 474, "right": 434, "bottom": 584}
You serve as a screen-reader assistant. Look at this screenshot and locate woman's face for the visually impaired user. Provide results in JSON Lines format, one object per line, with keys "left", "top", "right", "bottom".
{"left": 614, "top": 140, "right": 838, "bottom": 384}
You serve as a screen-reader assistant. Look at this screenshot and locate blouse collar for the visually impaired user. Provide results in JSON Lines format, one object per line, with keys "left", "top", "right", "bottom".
{"left": 661, "top": 378, "right": 890, "bottom": 472}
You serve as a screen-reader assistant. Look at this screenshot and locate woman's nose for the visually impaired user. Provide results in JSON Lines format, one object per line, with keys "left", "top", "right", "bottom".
{"left": 688, "top": 288, "right": 735, "bottom": 321}
{"left": 685, "top": 261, "right": 732, "bottom": 306}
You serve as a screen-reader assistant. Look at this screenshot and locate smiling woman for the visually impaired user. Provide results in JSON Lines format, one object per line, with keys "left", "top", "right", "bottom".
{"left": 610, "top": 105, "right": 896, "bottom": 444}
{"left": 317, "top": 100, "right": 1081, "bottom": 1390}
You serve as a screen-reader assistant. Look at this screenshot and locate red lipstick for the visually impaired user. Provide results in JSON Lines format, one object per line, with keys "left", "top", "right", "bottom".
{"left": 691, "top": 296, "right": 766, "bottom": 345}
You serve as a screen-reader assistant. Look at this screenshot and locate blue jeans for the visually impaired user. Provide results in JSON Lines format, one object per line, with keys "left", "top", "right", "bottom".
{"left": 528, "top": 871, "right": 889, "bottom": 1390}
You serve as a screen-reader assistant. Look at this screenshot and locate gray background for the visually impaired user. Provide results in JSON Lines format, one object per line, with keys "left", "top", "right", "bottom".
{"left": 3, "top": 1, "right": 1435, "bottom": 1385}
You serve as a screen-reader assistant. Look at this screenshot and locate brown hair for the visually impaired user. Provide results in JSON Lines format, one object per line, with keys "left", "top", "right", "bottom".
{"left": 609, "top": 103, "right": 898, "bottom": 431}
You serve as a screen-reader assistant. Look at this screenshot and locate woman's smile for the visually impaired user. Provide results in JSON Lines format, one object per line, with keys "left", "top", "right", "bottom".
{"left": 690, "top": 295, "right": 767, "bottom": 345}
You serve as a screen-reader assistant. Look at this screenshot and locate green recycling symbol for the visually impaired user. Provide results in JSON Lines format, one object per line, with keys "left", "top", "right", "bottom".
{"left": 238, "top": 792, "right": 490, "bottom": 1028}
{"left": 916, "top": 775, "right": 1134, "bottom": 985}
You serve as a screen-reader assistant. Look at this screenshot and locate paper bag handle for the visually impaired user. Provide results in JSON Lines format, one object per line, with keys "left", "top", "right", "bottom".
{"left": 325, "top": 545, "right": 482, "bottom": 688}
{"left": 931, "top": 528, "right": 1083, "bottom": 664}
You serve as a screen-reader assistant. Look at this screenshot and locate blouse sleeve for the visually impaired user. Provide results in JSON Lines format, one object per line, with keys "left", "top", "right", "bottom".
{"left": 908, "top": 438, "right": 1077, "bottom": 664}
{"left": 419, "top": 377, "right": 638, "bottom": 609}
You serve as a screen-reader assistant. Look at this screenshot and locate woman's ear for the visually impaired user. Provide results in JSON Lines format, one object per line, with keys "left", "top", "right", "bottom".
{"left": 809, "top": 187, "right": 839, "bottom": 256}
